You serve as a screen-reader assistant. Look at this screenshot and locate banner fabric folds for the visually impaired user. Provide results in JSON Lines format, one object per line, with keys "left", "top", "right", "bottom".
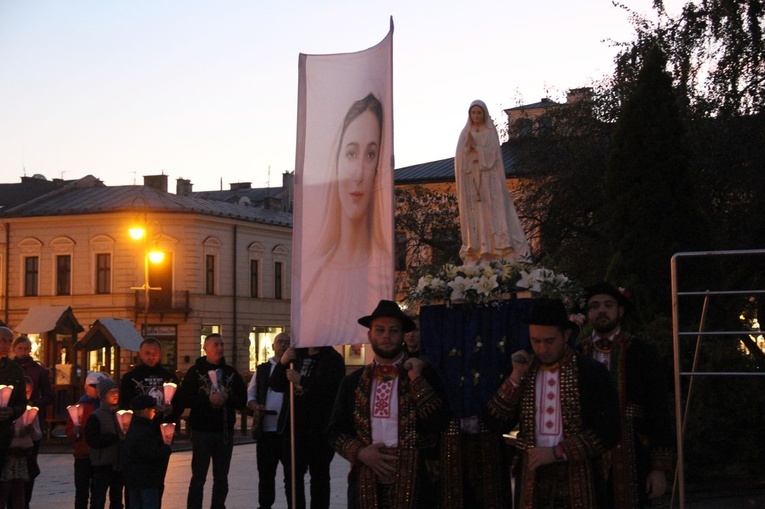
{"left": 292, "top": 22, "right": 394, "bottom": 348}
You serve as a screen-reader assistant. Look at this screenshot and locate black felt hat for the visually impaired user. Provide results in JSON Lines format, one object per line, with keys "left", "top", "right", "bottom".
{"left": 358, "top": 300, "right": 416, "bottom": 333}
{"left": 523, "top": 298, "right": 576, "bottom": 330}
{"left": 585, "top": 282, "right": 633, "bottom": 313}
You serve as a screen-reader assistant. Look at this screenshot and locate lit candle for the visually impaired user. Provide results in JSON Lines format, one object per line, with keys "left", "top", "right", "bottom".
{"left": 66, "top": 404, "right": 82, "bottom": 426}
{"left": 0, "top": 385, "right": 13, "bottom": 407}
{"left": 21, "top": 406, "right": 39, "bottom": 427}
{"left": 116, "top": 410, "right": 133, "bottom": 434}
{"left": 163, "top": 383, "right": 177, "bottom": 404}
{"left": 160, "top": 422, "right": 176, "bottom": 445}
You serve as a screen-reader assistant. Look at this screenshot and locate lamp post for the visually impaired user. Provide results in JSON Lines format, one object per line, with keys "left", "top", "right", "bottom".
{"left": 129, "top": 202, "right": 164, "bottom": 327}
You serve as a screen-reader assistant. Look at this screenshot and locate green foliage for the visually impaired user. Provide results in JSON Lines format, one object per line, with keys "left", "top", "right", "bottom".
{"left": 604, "top": 44, "right": 709, "bottom": 321}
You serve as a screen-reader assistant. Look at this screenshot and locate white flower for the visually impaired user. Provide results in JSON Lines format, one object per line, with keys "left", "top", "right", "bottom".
{"left": 475, "top": 274, "right": 499, "bottom": 296}
{"left": 554, "top": 273, "right": 569, "bottom": 287}
{"left": 443, "top": 264, "right": 459, "bottom": 279}
{"left": 462, "top": 266, "right": 477, "bottom": 277}
{"left": 516, "top": 270, "right": 542, "bottom": 293}
{"left": 448, "top": 276, "right": 471, "bottom": 300}
{"left": 416, "top": 275, "right": 433, "bottom": 293}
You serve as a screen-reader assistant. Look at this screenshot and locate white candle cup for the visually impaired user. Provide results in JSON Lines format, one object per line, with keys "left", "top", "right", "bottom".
{"left": 163, "top": 383, "right": 177, "bottom": 405}
{"left": 160, "top": 422, "right": 176, "bottom": 445}
{"left": 116, "top": 410, "right": 133, "bottom": 434}
{"left": 21, "top": 406, "right": 39, "bottom": 427}
{"left": 67, "top": 404, "right": 82, "bottom": 426}
{"left": 0, "top": 385, "right": 13, "bottom": 407}
{"left": 207, "top": 370, "right": 218, "bottom": 390}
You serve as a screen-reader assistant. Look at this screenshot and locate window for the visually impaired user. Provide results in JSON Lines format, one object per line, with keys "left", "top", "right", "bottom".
{"left": 96, "top": 253, "right": 111, "bottom": 294}
{"left": 24, "top": 256, "right": 38, "bottom": 297}
{"left": 56, "top": 255, "right": 71, "bottom": 295}
{"left": 205, "top": 255, "right": 215, "bottom": 295}
{"left": 250, "top": 260, "right": 259, "bottom": 298}
{"left": 274, "top": 261, "right": 283, "bottom": 299}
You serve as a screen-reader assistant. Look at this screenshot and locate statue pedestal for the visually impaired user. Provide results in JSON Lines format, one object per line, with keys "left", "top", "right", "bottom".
{"left": 420, "top": 297, "right": 536, "bottom": 509}
{"left": 420, "top": 298, "right": 535, "bottom": 418}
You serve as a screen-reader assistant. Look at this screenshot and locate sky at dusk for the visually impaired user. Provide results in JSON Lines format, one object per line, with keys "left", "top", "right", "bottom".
{"left": 0, "top": 0, "right": 678, "bottom": 192}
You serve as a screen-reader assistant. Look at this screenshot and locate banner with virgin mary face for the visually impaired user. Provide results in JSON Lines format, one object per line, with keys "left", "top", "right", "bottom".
{"left": 292, "top": 22, "right": 394, "bottom": 348}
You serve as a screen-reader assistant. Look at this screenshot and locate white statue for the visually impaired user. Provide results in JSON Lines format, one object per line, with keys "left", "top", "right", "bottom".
{"left": 455, "top": 100, "right": 530, "bottom": 264}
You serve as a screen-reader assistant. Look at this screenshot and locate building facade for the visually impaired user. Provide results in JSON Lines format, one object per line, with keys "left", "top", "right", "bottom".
{"left": 0, "top": 175, "right": 292, "bottom": 394}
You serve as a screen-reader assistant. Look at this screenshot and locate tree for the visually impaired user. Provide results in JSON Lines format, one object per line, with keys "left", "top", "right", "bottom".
{"left": 394, "top": 185, "right": 461, "bottom": 297}
{"left": 603, "top": 44, "right": 709, "bottom": 321}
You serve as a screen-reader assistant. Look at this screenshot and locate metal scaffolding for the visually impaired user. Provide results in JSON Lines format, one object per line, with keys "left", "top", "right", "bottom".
{"left": 671, "top": 249, "right": 765, "bottom": 508}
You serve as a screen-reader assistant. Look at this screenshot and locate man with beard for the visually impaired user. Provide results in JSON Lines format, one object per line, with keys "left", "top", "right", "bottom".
{"left": 485, "top": 298, "right": 620, "bottom": 508}
{"left": 578, "top": 283, "right": 674, "bottom": 508}
{"left": 327, "top": 300, "right": 450, "bottom": 509}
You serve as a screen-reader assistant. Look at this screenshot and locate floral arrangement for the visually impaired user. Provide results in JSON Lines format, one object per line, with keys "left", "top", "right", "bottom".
{"left": 406, "top": 259, "right": 583, "bottom": 307}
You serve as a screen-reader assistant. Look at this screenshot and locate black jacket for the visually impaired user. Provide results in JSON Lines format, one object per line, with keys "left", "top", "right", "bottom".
{"left": 176, "top": 356, "right": 246, "bottom": 433}
{"left": 121, "top": 415, "right": 171, "bottom": 489}
{"left": 270, "top": 347, "right": 345, "bottom": 437}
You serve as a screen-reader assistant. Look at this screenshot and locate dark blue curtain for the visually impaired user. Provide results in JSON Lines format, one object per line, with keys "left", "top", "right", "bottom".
{"left": 420, "top": 298, "right": 535, "bottom": 418}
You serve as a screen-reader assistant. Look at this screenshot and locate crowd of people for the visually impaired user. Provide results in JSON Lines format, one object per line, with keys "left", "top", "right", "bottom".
{"left": 0, "top": 280, "right": 672, "bottom": 509}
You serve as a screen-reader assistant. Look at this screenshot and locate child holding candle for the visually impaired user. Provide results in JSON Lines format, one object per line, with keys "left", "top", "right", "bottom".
{"left": 66, "top": 371, "right": 107, "bottom": 509}
{"left": 0, "top": 377, "right": 41, "bottom": 509}
{"left": 85, "top": 377, "right": 124, "bottom": 509}
{"left": 121, "top": 395, "right": 171, "bottom": 509}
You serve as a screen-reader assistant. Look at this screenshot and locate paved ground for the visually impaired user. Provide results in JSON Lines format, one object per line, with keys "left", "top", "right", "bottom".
{"left": 33, "top": 437, "right": 765, "bottom": 508}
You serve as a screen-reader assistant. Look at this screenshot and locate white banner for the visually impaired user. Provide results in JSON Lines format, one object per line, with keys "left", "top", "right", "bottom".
{"left": 292, "top": 21, "right": 395, "bottom": 347}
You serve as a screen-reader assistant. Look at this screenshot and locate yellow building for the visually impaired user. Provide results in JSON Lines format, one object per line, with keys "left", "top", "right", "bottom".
{"left": 0, "top": 174, "right": 292, "bottom": 426}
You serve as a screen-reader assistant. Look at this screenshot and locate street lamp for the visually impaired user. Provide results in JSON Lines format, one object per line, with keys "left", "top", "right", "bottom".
{"left": 129, "top": 202, "right": 164, "bottom": 326}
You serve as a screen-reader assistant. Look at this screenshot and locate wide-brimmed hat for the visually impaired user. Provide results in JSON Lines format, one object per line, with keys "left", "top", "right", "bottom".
{"left": 523, "top": 298, "right": 577, "bottom": 330}
{"left": 358, "top": 300, "right": 416, "bottom": 333}
{"left": 585, "top": 282, "right": 633, "bottom": 314}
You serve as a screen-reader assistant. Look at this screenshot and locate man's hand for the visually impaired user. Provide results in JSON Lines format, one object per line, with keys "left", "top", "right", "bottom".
{"left": 645, "top": 469, "right": 667, "bottom": 499}
{"left": 0, "top": 407, "right": 13, "bottom": 421}
{"left": 209, "top": 391, "right": 227, "bottom": 407}
{"left": 357, "top": 443, "right": 398, "bottom": 479}
{"left": 527, "top": 446, "right": 556, "bottom": 471}
{"left": 281, "top": 347, "right": 297, "bottom": 366}
{"left": 510, "top": 350, "right": 532, "bottom": 385}
{"left": 285, "top": 369, "right": 302, "bottom": 387}
{"left": 404, "top": 357, "right": 424, "bottom": 381}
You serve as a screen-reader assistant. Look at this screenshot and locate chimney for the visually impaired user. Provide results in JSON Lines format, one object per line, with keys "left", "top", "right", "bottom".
{"left": 567, "top": 87, "right": 592, "bottom": 104}
{"left": 143, "top": 174, "right": 168, "bottom": 193}
{"left": 176, "top": 178, "right": 193, "bottom": 196}
{"left": 230, "top": 182, "right": 252, "bottom": 191}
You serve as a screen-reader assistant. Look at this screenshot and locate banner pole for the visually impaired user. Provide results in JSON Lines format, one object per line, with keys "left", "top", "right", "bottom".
{"left": 290, "top": 362, "right": 296, "bottom": 509}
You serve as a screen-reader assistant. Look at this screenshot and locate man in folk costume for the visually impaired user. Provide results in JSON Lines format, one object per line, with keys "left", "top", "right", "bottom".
{"left": 327, "top": 300, "right": 450, "bottom": 509}
{"left": 485, "top": 299, "right": 620, "bottom": 508}
{"left": 579, "top": 283, "right": 674, "bottom": 508}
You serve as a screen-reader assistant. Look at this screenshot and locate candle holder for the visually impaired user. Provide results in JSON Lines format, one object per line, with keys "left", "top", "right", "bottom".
{"left": 163, "top": 383, "right": 177, "bottom": 404}
{"left": 21, "top": 406, "right": 39, "bottom": 427}
{"left": 160, "top": 422, "right": 176, "bottom": 445}
{"left": 116, "top": 410, "right": 133, "bottom": 434}
{"left": 0, "top": 385, "right": 13, "bottom": 407}
{"left": 66, "top": 404, "right": 82, "bottom": 426}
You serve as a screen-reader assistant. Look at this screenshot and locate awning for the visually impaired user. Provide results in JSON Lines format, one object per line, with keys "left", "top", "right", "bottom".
{"left": 74, "top": 318, "right": 144, "bottom": 352}
{"left": 16, "top": 305, "right": 84, "bottom": 335}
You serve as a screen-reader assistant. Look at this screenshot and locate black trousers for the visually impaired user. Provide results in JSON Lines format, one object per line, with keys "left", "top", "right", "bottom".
{"left": 282, "top": 432, "right": 335, "bottom": 509}
{"left": 256, "top": 432, "right": 285, "bottom": 509}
